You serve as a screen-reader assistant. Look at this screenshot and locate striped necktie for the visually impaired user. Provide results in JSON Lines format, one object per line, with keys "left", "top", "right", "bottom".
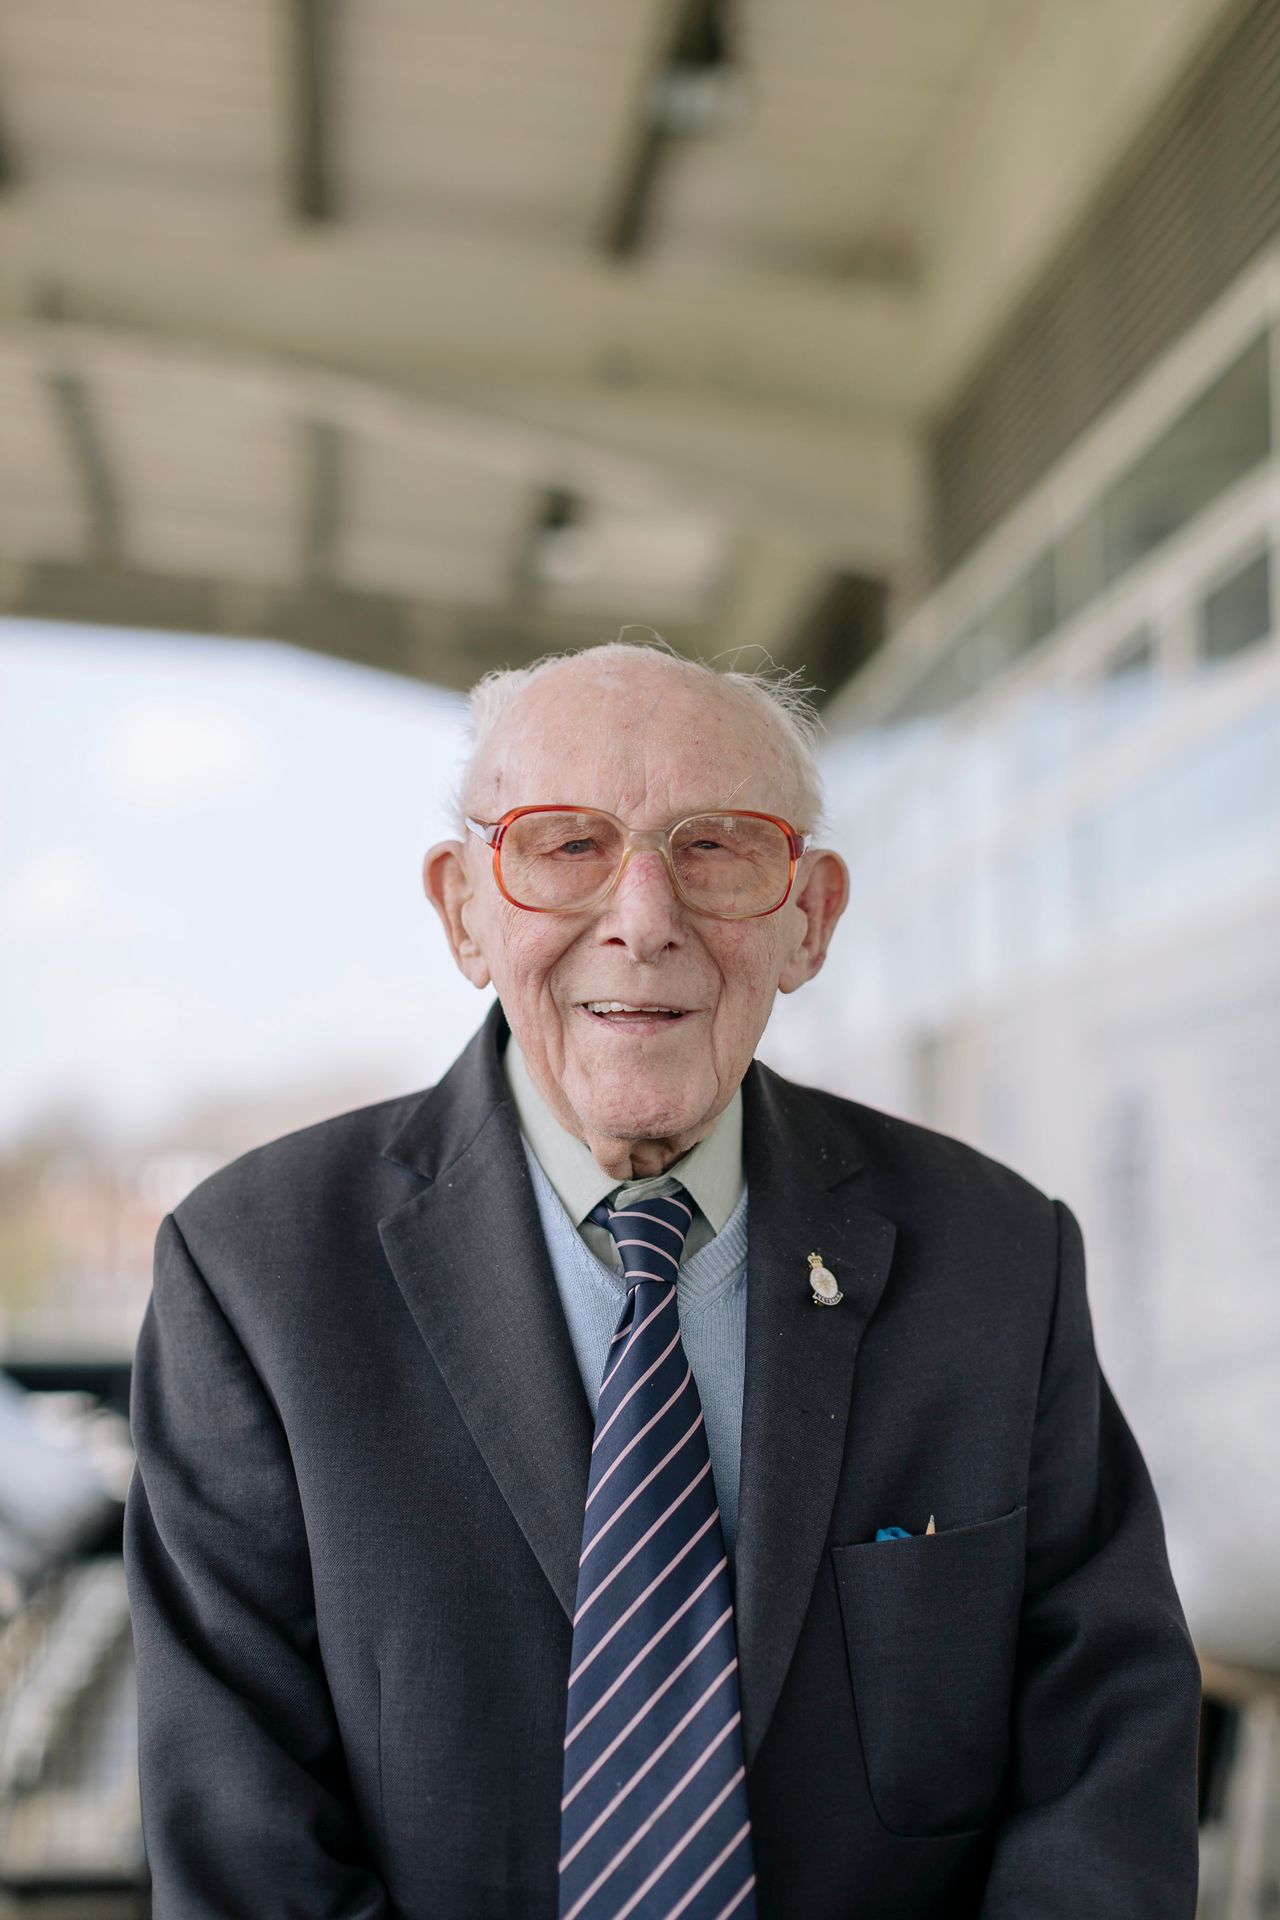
{"left": 558, "top": 1185, "right": 757, "bottom": 1920}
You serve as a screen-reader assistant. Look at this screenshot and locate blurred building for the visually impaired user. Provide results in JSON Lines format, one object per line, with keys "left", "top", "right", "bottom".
{"left": 0, "top": 1071, "right": 402, "bottom": 1358}
{"left": 768, "top": 244, "right": 1280, "bottom": 1677}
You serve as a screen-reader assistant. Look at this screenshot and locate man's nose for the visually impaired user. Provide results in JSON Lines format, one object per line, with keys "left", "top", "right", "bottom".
{"left": 596, "top": 849, "right": 685, "bottom": 960}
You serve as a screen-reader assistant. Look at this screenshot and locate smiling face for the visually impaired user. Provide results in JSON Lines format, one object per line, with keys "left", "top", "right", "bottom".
{"left": 424, "top": 651, "right": 849, "bottom": 1179}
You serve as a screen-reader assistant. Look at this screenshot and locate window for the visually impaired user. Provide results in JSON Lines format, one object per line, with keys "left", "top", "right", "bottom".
{"left": 984, "top": 551, "right": 1057, "bottom": 675}
{"left": 894, "top": 624, "right": 985, "bottom": 720}
{"left": 1100, "top": 334, "right": 1271, "bottom": 586}
{"left": 1199, "top": 548, "right": 1272, "bottom": 662}
{"left": 1107, "top": 630, "right": 1156, "bottom": 678}
{"left": 1090, "top": 628, "right": 1159, "bottom": 744}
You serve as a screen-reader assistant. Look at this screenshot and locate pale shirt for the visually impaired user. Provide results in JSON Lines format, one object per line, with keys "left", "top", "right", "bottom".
{"left": 502, "top": 1033, "right": 750, "bottom": 1564}
{"left": 502, "top": 1035, "right": 744, "bottom": 1265}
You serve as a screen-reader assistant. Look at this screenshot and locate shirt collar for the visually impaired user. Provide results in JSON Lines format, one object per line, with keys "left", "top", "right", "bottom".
{"left": 503, "top": 1030, "right": 744, "bottom": 1233}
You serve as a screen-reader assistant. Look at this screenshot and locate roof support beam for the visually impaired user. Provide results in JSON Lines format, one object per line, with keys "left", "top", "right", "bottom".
{"left": 301, "top": 417, "right": 343, "bottom": 581}
{"left": 0, "top": 557, "right": 698, "bottom": 692}
{"left": 0, "top": 96, "right": 15, "bottom": 192}
{"left": 43, "top": 369, "right": 122, "bottom": 563}
{"left": 0, "top": 207, "right": 921, "bottom": 424}
{"left": 286, "top": 0, "right": 336, "bottom": 222}
{"left": 601, "top": 0, "right": 736, "bottom": 257}
{"left": 0, "top": 304, "right": 922, "bottom": 569}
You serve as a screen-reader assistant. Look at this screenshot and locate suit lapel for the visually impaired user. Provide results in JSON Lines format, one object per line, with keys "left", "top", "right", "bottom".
{"left": 733, "top": 1060, "right": 897, "bottom": 1770}
{"left": 377, "top": 1002, "right": 593, "bottom": 1620}
{"left": 375, "top": 1006, "right": 899, "bottom": 1773}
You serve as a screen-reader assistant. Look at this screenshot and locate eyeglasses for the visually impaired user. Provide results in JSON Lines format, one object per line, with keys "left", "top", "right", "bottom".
{"left": 464, "top": 804, "right": 813, "bottom": 920}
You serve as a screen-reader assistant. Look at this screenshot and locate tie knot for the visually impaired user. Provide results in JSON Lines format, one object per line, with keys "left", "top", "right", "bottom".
{"left": 588, "top": 1184, "right": 693, "bottom": 1287}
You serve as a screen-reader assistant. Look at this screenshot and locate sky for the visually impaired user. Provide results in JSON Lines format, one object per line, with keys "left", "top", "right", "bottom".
{"left": 0, "top": 619, "right": 491, "bottom": 1148}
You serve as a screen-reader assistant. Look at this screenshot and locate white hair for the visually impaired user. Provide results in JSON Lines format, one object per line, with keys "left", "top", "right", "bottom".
{"left": 453, "top": 632, "right": 826, "bottom": 831}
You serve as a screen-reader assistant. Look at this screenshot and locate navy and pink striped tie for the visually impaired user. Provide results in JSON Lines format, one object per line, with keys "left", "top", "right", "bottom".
{"left": 558, "top": 1185, "right": 757, "bottom": 1920}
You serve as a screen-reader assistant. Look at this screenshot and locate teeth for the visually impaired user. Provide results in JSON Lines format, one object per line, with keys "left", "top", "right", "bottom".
{"left": 585, "top": 1002, "right": 681, "bottom": 1015}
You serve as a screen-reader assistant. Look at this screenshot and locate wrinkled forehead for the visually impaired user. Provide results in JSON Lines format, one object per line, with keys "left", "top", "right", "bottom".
{"left": 466, "top": 665, "right": 805, "bottom": 824}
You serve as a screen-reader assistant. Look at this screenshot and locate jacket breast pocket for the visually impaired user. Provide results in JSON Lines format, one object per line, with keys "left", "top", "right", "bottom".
{"left": 830, "top": 1503, "right": 1028, "bottom": 1838}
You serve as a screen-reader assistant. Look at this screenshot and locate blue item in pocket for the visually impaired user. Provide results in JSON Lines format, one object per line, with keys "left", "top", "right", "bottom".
{"left": 875, "top": 1525, "right": 912, "bottom": 1541}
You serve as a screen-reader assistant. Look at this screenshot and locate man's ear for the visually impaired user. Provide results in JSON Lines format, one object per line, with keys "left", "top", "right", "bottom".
{"left": 422, "top": 840, "right": 492, "bottom": 989}
{"left": 778, "top": 849, "right": 850, "bottom": 994}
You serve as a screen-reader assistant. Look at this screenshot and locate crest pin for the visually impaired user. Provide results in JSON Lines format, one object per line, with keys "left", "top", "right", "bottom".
{"left": 807, "top": 1252, "right": 843, "bottom": 1306}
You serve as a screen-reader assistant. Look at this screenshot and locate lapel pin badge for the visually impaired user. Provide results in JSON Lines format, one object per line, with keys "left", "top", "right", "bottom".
{"left": 807, "top": 1252, "right": 843, "bottom": 1306}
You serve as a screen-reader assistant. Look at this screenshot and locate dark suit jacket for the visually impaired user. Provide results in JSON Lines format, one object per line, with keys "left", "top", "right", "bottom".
{"left": 123, "top": 1000, "right": 1201, "bottom": 1918}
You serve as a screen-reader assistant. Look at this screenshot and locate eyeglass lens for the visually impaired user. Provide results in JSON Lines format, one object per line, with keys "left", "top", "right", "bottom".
{"left": 498, "top": 810, "right": 793, "bottom": 916}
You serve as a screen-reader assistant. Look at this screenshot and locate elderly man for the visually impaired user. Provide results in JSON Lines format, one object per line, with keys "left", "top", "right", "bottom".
{"left": 124, "top": 641, "right": 1201, "bottom": 1920}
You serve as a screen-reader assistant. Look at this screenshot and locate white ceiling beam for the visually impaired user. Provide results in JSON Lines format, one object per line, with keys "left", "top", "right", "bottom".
{"left": 0, "top": 554, "right": 699, "bottom": 692}
{"left": 483, "top": 378, "right": 920, "bottom": 568}
{"left": 0, "top": 207, "right": 925, "bottom": 424}
{"left": 0, "top": 274, "right": 924, "bottom": 569}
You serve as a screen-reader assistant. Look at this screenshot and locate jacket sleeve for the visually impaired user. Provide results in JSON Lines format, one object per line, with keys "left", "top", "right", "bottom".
{"left": 980, "top": 1197, "right": 1202, "bottom": 1917}
{"left": 123, "top": 1210, "right": 389, "bottom": 1920}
